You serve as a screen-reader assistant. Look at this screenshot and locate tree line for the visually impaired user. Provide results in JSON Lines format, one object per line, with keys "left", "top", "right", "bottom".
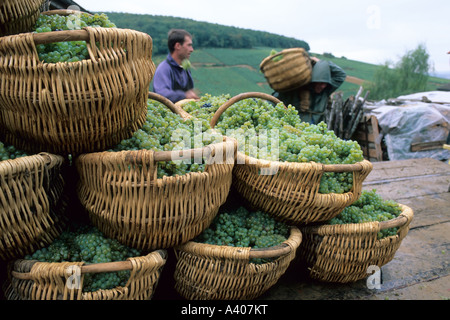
{"left": 105, "top": 12, "right": 310, "bottom": 55}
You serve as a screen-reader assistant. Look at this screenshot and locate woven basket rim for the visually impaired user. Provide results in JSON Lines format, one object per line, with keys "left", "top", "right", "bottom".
{"left": 236, "top": 151, "right": 372, "bottom": 173}
{"left": 0, "top": 152, "right": 64, "bottom": 173}
{"left": 11, "top": 249, "right": 168, "bottom": 280}
{"left": 176, "top": 226, "right": 302, "bottom": 259}
{"left": 301, "top": 203, "right": 413, "bottom": 234}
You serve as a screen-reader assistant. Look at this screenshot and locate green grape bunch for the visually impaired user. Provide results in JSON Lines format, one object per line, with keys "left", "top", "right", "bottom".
{"left": 25, "top": 224, "right": 141, "bottom": 292}
{"left": 0, "top": 141, "right": 28, "bottom": 161}
{"left": 195, "top": 206, "right": 290, "bottom": 264}
{"left": 110, "top": 99, "right": 223, "bottom": 178}
{"left": 33, "top": 13, "right": 116, "bottom": 63}
{"left": 328, "top": 189, "right": 403, "bottom": 239}
{"left": 176, "top": 95, "right": 364, "bottom": 194}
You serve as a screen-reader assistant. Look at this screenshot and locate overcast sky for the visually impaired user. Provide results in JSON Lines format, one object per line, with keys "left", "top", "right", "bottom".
{"left": 74, "top": 0, "right": 450, "bottom": 77}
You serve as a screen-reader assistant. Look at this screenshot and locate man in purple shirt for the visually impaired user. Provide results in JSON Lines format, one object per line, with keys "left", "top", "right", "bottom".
{"left": 152, "top": 29, "right": 199, "bottom": 103}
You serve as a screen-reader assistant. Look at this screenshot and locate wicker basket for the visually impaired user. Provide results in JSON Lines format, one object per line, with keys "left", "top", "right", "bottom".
{"left": 75, "top": 92, "right": 237, "bottom": 252}
{"left": 0, "top": 153, "right": 66, "bottom": 261}
{"left": 298, "top": 204, "right": 414, "bottom": 283}
{"left": 0, "top": 26, "right": 155, "bottom": 156}
{"left": 7, "top": 249, "right": 167, "bottom": 300}
{"left": 0, "top": 0, "right": 46, "bottom": 37}
{"left": 174, "top": 226, "right": 302, "bottom": 300}
{"left": 210, "top": 92, "right": 373, "bottom": 226}
{"left": 260, "top": 48, "right": 313, "bottom": 92}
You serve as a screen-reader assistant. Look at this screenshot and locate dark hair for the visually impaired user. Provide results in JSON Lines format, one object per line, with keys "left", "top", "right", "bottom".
{"left": 167, "top": 29, "right": 192, "bottom": 53}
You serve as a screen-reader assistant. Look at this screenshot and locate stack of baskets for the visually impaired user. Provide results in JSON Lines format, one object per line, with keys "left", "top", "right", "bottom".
{"left": 177, "top": 92, "right": 413, "bottom": 289}
{"left": 1, "top": 9, "right": 172, "bottom": 300}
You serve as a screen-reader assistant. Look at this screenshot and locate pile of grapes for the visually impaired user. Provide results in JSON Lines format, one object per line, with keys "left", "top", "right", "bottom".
{"left": 110, "top": 99, "right": 222, "bottom": 178}
{"left": 25, "top": 224, "right": 141, "bottom": 292}
{"left": 0, "top": 141, "right": 28, "bottom": 161}
{"left": 33, "top": 13, "right": 116, "bottom": 63}
{"left": 328, "top": 189, "right": 403, "bottom": 239}
{"left": 195, "top": 206, "right": 290, "bottom": 264}
{"left": 179, "top": 94, "right": 364, "bottom": 194}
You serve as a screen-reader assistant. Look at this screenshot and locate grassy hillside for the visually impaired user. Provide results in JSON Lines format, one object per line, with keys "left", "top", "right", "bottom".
{"left": 151, "top": 48, "right": 450, "bottom": 101}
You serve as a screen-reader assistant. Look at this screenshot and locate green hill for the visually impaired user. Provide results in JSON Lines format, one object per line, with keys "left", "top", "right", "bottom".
{"left": 103, "top": 12, "right": 450, "bottom": 101}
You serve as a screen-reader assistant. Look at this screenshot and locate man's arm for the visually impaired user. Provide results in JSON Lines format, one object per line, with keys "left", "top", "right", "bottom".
{"left": 327, "top": 61, "right": 347, "bottom": 93}
{"left": 153, "top": 64, "right": 187, "bottom": 103}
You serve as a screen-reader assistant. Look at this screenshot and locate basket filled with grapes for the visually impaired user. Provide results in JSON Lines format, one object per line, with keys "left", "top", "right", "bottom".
{"left": 0, "top": 143, "right": 66, "bottom": 261}
{"left": 260, "top": 48, "right": 313, "bottom": 92}
{"left": 0, "top": 12, "right": 155, "bottom": 156}
{"left": 174, "top": 205, "right": 302, "bottom": 300}
{"left": 0, "top": 0, "right": 47, "bottom": 37}
{"left": 297, "top": 190, "right": 414, "bottom": 283}
{"left": 75, "top": 92, "right": 237, "bottom": 252}
{"left": 6, "top": 224, "right": 167, "bottom": 300}
{"left": 208, "top": 92, "right": 373, "bottom": 226}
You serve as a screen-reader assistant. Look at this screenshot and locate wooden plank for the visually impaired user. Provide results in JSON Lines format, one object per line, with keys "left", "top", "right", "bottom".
{"left": 370, "top": 115, "right": 383, "bottom": 162}
{"left": 411, "top": 140, "right": 447, "bottom": 152}
{"left": 364, "top": 158, "right": 450, "bottom": 182}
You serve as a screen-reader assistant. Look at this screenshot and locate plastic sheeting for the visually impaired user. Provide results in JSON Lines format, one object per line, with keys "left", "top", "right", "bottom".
{"left": 364, "top": 91, "right": 450, "bottom": 161}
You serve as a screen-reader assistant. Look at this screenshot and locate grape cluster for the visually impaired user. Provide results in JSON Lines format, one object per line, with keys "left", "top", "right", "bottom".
{"left": 195, "top": 206, "right": 290, "bottom": 264}
{"left": 328, "top": 189, "right": 403, "bottom": 239}
{"left": 110, "top": 99, "right": 221, "bottom": 178}
{"left": 178, "top": 94, "right": 364, "bottom": 193}
{"left": 25, "top": 225, "right": 141, "bottom": 292}
{"left": 33, "top": 13, "right": 116, "bottom": 63}
{"left": 0, "top": 141, "right": 28, "bottom": 161}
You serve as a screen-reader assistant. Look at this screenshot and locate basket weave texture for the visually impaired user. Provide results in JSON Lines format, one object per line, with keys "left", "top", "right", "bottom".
{"left": 260, "top": 48, "right": 312, "bottom": 92}
{"left": 0, "top": 153, "right": 66, "bottom": 261}
{"left": 233, "top": 154, "right": 373, "bottom": 225}
{"left": 75, "top": 140, "right": 236, "bottom": 251}
{"left": 0, "top": 0, "right": 46, "bottom": 36}
{"left": 173, "top": 226, "right": 302, "bottom": 300}
{"left": 7, "top": 250, "right": 167, "bottom": 300}
{"left": 298, "top": 204, "right": 414, "bottom": 283}
{"left": 0, "top": 26, "right": 155, "bottom": 155}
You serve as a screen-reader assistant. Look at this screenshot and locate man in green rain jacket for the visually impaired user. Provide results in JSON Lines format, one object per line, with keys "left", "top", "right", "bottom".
{"left": 273, "top": 57, "right": 347, "bottom": 124}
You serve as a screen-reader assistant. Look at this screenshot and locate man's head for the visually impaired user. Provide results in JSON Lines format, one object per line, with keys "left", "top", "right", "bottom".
{"left": 168, "top": 29, "right": 194, "bottom": 62}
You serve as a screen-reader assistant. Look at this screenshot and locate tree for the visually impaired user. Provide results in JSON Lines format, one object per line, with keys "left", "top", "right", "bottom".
{"left": 365, "top": 43, "right": 431, "bottom": 100}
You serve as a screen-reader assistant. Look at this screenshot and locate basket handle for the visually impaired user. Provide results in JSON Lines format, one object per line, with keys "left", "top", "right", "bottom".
{"left": 41, "top": 9, "right": 91, "bottom": 16}
{"left": 32, "top": 29, "right": 89, "bottom": 45}
{"left": 249, "top": 244, "right": 291, "bottom": 259}
{"left": 379, "top": 213, "right": 409, "bottom": 230}
{"left": 210, "top": 92, "right": 282, "bottom": 129}
{"left": 148, "top": 91, "right": 192, "bottom": 120}
{"left": 11, "top": 250, "right": 167, "bottom": 280}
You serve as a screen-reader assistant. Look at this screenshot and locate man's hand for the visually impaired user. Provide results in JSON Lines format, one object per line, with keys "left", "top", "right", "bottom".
{"left": 185, "top": 89, "right": 199, "bottom": 100}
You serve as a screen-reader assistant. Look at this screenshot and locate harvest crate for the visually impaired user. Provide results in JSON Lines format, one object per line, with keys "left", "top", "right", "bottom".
{"left": 351, "top": 115, "right": 387, "bottom": 162}
{"left": 297, "top": 204, "right": 413, "bottom": 283}
{"left": 0, "top": 26, "right": 155, "bottom": 156}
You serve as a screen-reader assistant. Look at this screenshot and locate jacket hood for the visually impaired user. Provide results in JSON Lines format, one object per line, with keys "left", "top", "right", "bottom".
{"left": 311, "top": 60, "right": 331, "bottom": 84}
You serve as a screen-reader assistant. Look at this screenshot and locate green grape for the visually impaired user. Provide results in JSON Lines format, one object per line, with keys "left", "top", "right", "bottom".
{"left": 109, "top": 99, "right": 220, "bottom": 178}
{"left": 33, "top": 13, "right": 116, "bottom": 63}
{"left": 176, "top": 95, "right": 364, "bottom": 194}
{"left": 328, "top": 189, "right": 403, "bottom": 239}
{"left": 0, "top": 141, "right": 29, "bottom": 161}
{"left": 24, "top": 224, "right": 141, "bottom": 292}
{"left": 195, "top": 206, "right": 290, "bottom": 264}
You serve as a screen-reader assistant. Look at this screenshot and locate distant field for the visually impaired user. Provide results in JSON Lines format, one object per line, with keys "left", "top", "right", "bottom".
{"left": 150, "top": 47, "right": 450, "bottom": 101}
